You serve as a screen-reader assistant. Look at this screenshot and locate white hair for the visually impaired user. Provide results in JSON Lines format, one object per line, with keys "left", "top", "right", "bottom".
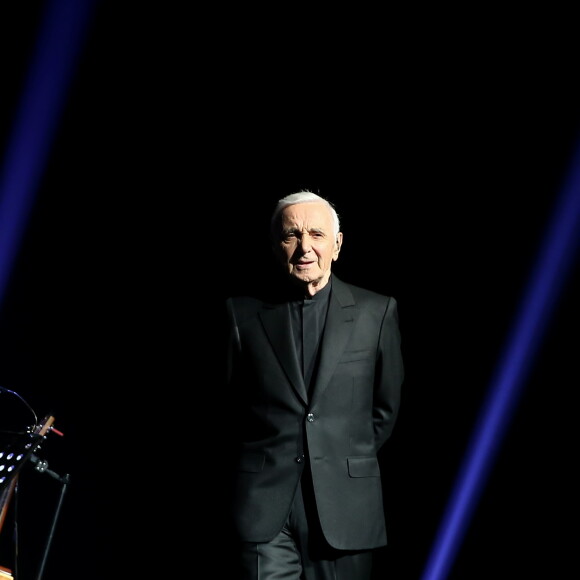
{"left": 270, "top": 190, "right": 341, "bottom": 240}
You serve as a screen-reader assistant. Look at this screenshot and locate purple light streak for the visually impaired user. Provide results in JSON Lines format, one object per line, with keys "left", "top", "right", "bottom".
{"left": 0, "top": 0, "right": 98, "bottom": 308}
{"left": 421, "top": 138, "right": 580, "bottom": 580}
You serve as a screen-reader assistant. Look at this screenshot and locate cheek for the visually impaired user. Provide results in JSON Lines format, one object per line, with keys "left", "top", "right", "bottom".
{"left": 278, "top": 244, "right": 294, "bottom": 263}
{"left": 322, "top": 247, "right": 337, "bottom": 264}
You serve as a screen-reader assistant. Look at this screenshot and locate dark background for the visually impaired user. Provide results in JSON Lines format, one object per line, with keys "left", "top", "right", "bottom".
{"left": 1, "top": 2, "right": 579, "bottom": 579}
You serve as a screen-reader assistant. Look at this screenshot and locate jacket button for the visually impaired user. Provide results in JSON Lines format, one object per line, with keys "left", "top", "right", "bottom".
{"left": 307, "top": 413, "right": 315, "bottom": 422}
{"left": 296, "top": 454, "right": 305, "bottom": 463}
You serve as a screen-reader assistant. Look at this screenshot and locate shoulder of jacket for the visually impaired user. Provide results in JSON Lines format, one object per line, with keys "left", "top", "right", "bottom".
{"left": 332, "top": 275, "right": 393, "bottom": 305}
{"left": 225, "top": 295, "right": 275, "bottom": 325}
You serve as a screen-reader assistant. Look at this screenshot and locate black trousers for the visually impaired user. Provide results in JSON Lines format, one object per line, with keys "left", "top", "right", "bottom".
{"left": 238, "top": 471, "right": 374, "bottom": 580}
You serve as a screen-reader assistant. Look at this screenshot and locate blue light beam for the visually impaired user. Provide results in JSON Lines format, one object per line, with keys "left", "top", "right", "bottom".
{"left": 0, "top": 0, "right": 99, "bottom": 309}
{"left": 421, "top": 138, "right": 580, "bottom": 580}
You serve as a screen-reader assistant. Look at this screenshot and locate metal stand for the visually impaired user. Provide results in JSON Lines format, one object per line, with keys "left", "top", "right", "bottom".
{"left": 29, "top": 455, "right": 70, "bottom": 580}
{"left": 0, "top": 412, "right": 68, "bottom": 580}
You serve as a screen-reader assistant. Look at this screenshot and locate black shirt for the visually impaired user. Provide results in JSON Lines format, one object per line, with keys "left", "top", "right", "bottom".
{"left": 289, "top": 280, "right": 331, "bottom": 390}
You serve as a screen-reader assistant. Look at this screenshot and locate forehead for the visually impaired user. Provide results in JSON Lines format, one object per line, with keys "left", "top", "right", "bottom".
{"left": 280, "top": 202, "right": 333, "bottom": 230}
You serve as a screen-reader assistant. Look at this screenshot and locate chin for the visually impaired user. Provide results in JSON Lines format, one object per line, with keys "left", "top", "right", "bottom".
{"left": 295, "top": 272, "right": 321, "bottom": 285}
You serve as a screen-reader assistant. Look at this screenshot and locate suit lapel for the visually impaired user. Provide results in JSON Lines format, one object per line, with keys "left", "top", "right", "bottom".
{"left": 259, "top": 302, "right": 309, "bottom": 404}
{"left": 310, "top": 277, "right": 356, "bottom": 406}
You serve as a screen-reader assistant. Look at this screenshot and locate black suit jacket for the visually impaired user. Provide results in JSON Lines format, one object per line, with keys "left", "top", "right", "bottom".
{"left": 225, "top": 274, "right": 404, "bottom": 550}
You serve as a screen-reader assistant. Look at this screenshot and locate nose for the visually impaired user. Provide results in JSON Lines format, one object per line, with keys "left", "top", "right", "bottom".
{"left": 298, "top": 233, "right": 313, "bottom": 252}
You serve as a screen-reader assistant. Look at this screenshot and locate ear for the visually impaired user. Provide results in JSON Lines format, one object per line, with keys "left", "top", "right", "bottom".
{"left": 333, "top": 232, "right": 343, "bottom": 261}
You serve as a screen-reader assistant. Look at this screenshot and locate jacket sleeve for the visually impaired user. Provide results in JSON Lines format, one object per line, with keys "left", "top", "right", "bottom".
{"left": 373, "top": 296, "right": 404, "bottom": 449}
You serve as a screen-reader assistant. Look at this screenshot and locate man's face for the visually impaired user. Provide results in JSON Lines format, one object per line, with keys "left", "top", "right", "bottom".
{"left": 275, "top": 202, "right": 342, "bottom": 291}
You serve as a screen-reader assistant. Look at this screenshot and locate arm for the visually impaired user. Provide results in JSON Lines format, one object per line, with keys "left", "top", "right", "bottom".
{"left": 373, "top": 296, "right": 404, "bottom": 449}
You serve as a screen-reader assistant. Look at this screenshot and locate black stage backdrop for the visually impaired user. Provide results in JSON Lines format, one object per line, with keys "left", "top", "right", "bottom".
{"left": 1, "top": 3, "right": 579, "bottom": 579}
